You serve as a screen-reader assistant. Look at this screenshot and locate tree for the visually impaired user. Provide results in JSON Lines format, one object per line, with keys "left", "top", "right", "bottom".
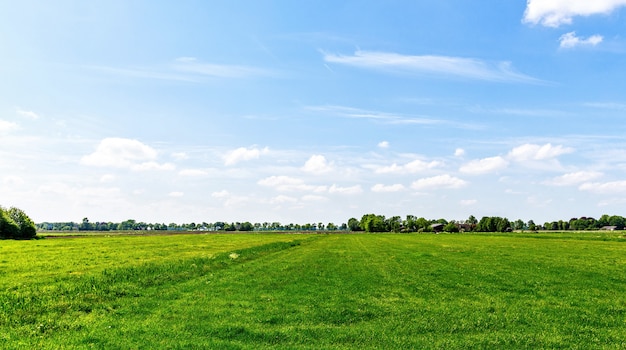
{"left": 347, "top": 217, "right": 362, "bottom": 231}
{"left": 360, "top": 214, "right": 386, "bottom": 232}
{"left": 1, "top": 207, "right": 36, "bottom": 239}
{"left": 0, "top": 207, "right": 20, "bottom": 238}
{"left": 443, "top": 221, "right": 459, "bottom": 233}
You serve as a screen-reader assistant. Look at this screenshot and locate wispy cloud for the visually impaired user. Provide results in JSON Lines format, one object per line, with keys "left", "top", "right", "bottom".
{"left": 88, "top": 57, "right": 275, "bottom": 82}
{"left": 16, "top": 108, "right": 40, "bottom": 120}
{"left": 307, "top": 105, "right": 446, "bottom": 126}
{"left": 559, "top": 32, "right": 603, "bottom": 49}
{"left": 172, "top": 57, "right": 274, "bottom": 78}
{"left": 323, "top": 50, "right": 540, "bottom": 83}
{"left": 523, "top": 0, "right": 626, "bottom": 27}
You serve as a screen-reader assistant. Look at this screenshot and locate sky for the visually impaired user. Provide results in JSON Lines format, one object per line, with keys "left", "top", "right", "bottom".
{"left": 2, "top": 0, "right": 626, "bottom": 225}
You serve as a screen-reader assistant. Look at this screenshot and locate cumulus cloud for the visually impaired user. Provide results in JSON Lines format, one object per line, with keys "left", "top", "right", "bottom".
{"left": 523, "top": 0, "right": 626, "bottom": 27}
{"left": 559, "top": 32, "right": 603, "bottom": 48}
{"left": 302, "top": 155, "right": 333, "bottom": 174}
{"left": 324, "top": 50, "right": 539, "bottom": 83}
{"left": 270, "top": 195, "right": 298, "bottom": 204}
{"left": 454, "top": 148, "right": 465, "bottom": 157}
{"left": 258, "top": 175, "right": 327, "bottom": 193}
{"left": 371, "top": 183, "right": 405, "bottom": 193}
{"left": 378, "top": 141, "right": 390, "bottom": 149}
{"left": 579, "top": 180, "right": 626, "bottom": 194}
{"left": 81, "top": 138, "right": 173, "bottom": 171}
{"left": 328, "top": 184, "right": 363, "bottom": 195}
{"left": 375, "top": 159, "right": 442, "bottom": 174}
{"left": 223, "top": 146, "right": 269, "bottom": 166}
{"left": 131, "top": 161, "right": 175, "bottom": 171}
{"left": 411, "top": 174, "right": 468, "bottom": 190}
{"left": 546, "top": 171, "right": 603, "bottom": 186}
{"left": 508, "top": 143, "right": 573, "bottom": 162}
{"left": 0, "top": 120, "right": 18, "bottom": 133}
{"left": 460, "top": 156, "right": 509, "bottom": 175}
{"left": 179, "top": 169, "right": 209, "bottom": 177}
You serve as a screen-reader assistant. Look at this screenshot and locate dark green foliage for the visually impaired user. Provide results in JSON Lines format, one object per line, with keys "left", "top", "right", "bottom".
{"left": 0, "top": 208, "right": 20, "bottom": 238}
{"left": 1, "top": 206, "right": 36, "bottom": 239}
{"left": 475, "top": 216, "right": 511, "bottom": 232}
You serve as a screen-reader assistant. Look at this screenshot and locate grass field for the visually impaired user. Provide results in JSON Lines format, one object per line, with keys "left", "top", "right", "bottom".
{"left": 2, "top": 231, "right": 626, "bottom": 349}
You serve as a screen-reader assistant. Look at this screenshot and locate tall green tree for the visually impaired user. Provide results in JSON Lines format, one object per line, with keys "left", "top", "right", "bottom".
{"left": 1, "top": 207, "right": 36, "bottom": 239}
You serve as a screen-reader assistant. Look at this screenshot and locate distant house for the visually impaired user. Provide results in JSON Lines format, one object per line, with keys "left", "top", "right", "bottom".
{"left": 431, "top": 223, "right": 444, "bottom": 233}
{"left": 600, "top": 226, "right": 618, "bottom": 231}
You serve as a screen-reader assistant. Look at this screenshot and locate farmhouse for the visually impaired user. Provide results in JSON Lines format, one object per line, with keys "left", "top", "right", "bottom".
{"left": 600, "top": 226, "right": 618, "bottom": 231}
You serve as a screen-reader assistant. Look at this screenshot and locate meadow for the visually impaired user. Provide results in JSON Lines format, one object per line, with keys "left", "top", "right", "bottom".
{"left": 2, "top": 231, "right": 626, "bottom": 349}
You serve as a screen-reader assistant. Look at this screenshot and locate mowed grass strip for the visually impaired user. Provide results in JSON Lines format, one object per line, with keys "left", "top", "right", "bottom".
{"left": 3, "top": 233, "right": 626, "bottom": 348}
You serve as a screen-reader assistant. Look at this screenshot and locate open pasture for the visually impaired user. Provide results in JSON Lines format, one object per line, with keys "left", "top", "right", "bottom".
{"left": 2, "top": 232, "right": 626, "bottom": 349}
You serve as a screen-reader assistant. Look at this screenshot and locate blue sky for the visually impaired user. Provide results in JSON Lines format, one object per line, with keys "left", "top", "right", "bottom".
{"left": 2, "top": 0, "right": 626, "bottom": 225}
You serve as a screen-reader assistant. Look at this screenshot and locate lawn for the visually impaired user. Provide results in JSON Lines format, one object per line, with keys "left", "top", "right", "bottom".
{"left": 2, "top": 232, "right": 626, "bottom": 348}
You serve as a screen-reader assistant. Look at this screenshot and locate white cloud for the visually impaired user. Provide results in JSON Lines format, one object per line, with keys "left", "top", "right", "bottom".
{"left": 460, "top": 156, "right": 509, "bottom": 175}
{"left": 302, "top": 155, "right": 333, "bottom": 174}
{"left": 211, "top": 190, "right": 230, "bottom": 199}
{"left": 328, "top": 184, "right": 363, "bottom": 195}
{"left": 270, "top": 195, "right": 298, "bottom": 204}
{"left": 100, "top": 174, "right": 116, "bottom": 183}
{"left": 460, "top": 199, "right": 477, "bottom": 206}
{"left": 378, "top": 141, "right": 390, "bottom": 149}
{"left": 2, "top": 176, "right": 24, "bottom": 186}
{"left": 523, "top": 0, "right": 626, "bottom": 27}
{"left": 179, "top": 169, "right": 209, "bottom": 177}
{"left": 171, "top": 152, "right": 189, "bottom": 160}
{"left": 375, "top": 159, "right": 442, "bottom": 174}
{"left": 0, "top": 120, "right": 18, "bottom": 133}
{"left": 546, "top": 171, "right": 603, "bottom": 186}
{"left": 324, "top": 50, "right": 539, "bottom": 83}
{"left": 173, "top": 57, "right": 273, "bottom": 78}
{"left": 258, "top": 175, "right": 327, "bottom": 192}
{"left": 508, "top": 143, "right": 573, "bottom": 162}
{"left": 559, "top": 32, "right": 603, "bottom": 48}
{"left": 169, "top": 191, "right": 184, "bottom": 198}
{"left": 223, "top": 146, "right": 269, "bottom": 166}
{"left": 411, "top": 174, "right": 468, "bottom": 190}
{"left": 81, "top": 138, "right": 159, "bottom": 168}
{"left": 131, "top": 161, "right": 175, "bottom": 172}
{"left": 579, "top": 180, "right": 626, "bottom": 194}
{"left": 454, "top": 148, "right": 465, "bottom": 157}
{"left": 301, "top": 195, "right": 327, "bottom": 202}
{"left": 371, "top": 183, "right": 405, "bottom": 193}
{"left": 16, "top": 108, "right": 40, "bottom": 120}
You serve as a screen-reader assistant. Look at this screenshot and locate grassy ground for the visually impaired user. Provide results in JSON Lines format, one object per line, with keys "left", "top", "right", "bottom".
{"left": 2, "top": 232, "right": 626, "bottom": 348}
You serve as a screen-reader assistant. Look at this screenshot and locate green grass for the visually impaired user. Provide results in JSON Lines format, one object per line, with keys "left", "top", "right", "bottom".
{"left": 2, "top": 232, "right": 626, "bottom": 348}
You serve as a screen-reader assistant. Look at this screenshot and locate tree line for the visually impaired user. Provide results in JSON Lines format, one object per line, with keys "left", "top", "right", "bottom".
{"left": 0, "top": 206, "right": 37, "bottom": 239}
{"left": 36, "top": 213, "right": 626, "bottom": 234}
